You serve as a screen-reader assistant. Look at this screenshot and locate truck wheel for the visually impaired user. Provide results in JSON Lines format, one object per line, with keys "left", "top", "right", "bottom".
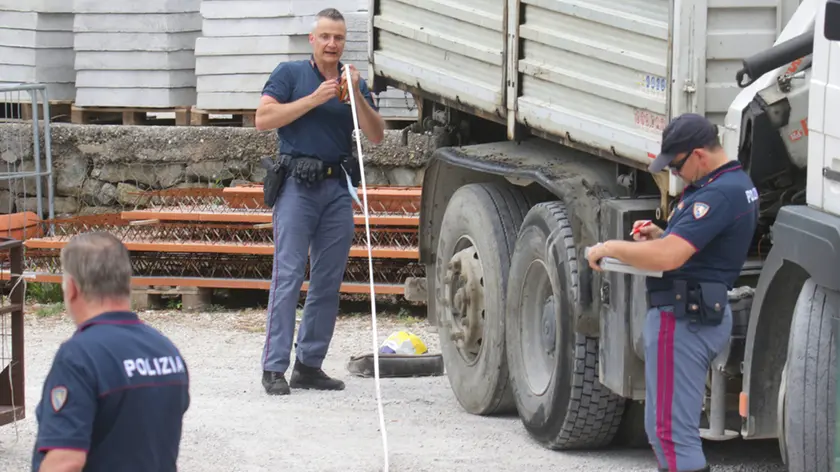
{"left": 435, "top": 182, "right": 533, "bottom": 415}
{"left": 506, "top": 201, "right": 624, "bottom": 449}
{"left": 782, "top": 279, "right": 839, "bottom": 472}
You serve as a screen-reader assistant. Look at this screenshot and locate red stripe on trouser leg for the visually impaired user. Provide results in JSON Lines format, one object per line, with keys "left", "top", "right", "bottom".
{"left": 656, "top": 311, "right": 678, "bottom": 471}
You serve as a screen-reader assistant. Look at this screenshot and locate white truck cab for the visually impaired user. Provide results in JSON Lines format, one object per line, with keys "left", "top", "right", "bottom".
{"left": 808, "top": 0, "right": 840, "bottom": 215}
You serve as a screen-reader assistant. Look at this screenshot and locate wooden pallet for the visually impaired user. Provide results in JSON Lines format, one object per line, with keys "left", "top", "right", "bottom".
{"left": 70, "top": 106, "right": 192, "bottom": 126}
{"left": 189, "top": 108, "right": 255, "bottom": 127}
{"left": 0, "top": 100, "right": 73, "bottom": 123}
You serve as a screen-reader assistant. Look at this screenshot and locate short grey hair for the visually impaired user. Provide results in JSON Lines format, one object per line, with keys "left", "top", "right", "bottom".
{"left": 60, "top": 232, "right": 132, "bottom": 300}
{"left": 311, "top": 8, "right": 345, "bottom": 30}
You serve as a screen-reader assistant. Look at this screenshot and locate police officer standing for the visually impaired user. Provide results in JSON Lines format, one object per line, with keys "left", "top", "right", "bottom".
{"left": 32, "top": 232, "right": 190, "bottom": 472}
{"left": 254, "top": 8, "right": 386, "bottom": 396}
{"left": 586, "top": 113, "right": 759, "bottom": 472}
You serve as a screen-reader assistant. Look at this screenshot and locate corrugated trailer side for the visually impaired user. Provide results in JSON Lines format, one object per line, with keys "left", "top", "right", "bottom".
{"left": 371, "top": 0, "right": 507, "bottom": 122}
{"left": 508, "top": 0, "right": 671, "bottom": 167}
{"left": 371, "top": 0, "right": 798, "bottom": 171}
{"left": 510, "top": 0, "right": 796, "bottom": 173}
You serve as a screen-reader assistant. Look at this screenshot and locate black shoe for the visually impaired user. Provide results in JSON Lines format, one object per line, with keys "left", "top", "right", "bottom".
{"left": 262, "top": 371, "right": 290, "bottom": 395}
{"left": 289, "top": 359, "right": 345, "bottom": 391}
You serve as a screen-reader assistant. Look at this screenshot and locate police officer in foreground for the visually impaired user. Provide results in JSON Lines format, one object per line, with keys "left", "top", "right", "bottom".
{"left": 586, "top": 113, "right": 759, "bottom": 471}
{"left": 254, "top": 8, "right": 385, "bottom": 396}
{"left": 32, "top": 232, "right": 190, "bottom": 472}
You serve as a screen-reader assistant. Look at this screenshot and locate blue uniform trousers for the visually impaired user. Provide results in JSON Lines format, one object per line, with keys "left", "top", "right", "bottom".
{"left": 261, "top": 176, "right": 355, "bottom": 373}
{"left": 643, "top": 305, "right": 732, "bottom": 471}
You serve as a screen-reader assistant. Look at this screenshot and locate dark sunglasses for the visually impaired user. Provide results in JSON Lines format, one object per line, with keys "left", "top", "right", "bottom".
{"left": 669, "top": 151, "right": 694, "bottom": 173}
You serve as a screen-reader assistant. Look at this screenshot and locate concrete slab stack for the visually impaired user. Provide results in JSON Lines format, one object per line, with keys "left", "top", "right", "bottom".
{"left": 194, "top": 0, "right": 416, "bottom": 120}
{"left": 71, "top": 0, "right": 202, "bottom": 108}
{"left": 0, "top": 0, "right": 76, "bottom": 102}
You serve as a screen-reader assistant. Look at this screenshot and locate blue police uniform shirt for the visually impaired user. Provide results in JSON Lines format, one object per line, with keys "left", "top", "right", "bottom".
{"left": 32, "top": 311, "right": 190, "bottom": 472}
{"left": 647, "top": 160, "right": 759, "bottom": 292}
{"left": 261, "top": 56, "right": 378, "bottom": 164}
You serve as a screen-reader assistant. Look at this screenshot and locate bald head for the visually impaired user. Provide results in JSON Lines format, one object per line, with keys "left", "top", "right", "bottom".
{"left": 60, "top": 232, "right": 132, "bottom": 302}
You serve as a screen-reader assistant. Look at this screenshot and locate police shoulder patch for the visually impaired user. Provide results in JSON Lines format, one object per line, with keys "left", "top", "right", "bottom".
{"left": 693, "top": 202, "right": 710, "bottom": 220}
{"left": 50, "top": 386, "right": 68, "bottom": 412}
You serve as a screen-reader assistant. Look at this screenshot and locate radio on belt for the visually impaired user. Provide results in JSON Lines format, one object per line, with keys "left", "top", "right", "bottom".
{"left": 583, "top": 246, "right": 664, "bottom": 278}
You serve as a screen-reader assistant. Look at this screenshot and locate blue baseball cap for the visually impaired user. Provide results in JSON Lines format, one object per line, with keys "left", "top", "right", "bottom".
{"left": 649, "top": 113, "right": 719, "bottom": 173}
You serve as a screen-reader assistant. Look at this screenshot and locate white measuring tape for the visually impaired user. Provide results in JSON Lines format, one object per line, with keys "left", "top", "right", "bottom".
{"left": 343, "top": 65, "right": 390, "bottom": 471}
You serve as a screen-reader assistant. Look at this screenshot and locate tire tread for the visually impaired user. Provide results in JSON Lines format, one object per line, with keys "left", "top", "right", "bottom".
{"left": 512, "top": 201, "right": 624, "bottom": 450}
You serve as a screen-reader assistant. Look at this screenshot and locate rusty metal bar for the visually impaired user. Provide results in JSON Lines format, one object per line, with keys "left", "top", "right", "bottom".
{"left": 0, "top": 271, "right": 406, "bottom": 295}
{"left": 22, "top": 249, "right": 424, "bottom": 286}
{"left": 25, "top": 239, "right": 419, "bottom": 259}
{"left": 0, "top": 237, "right": 25, "bottom": 427}
{"left": 120, "top": 209, "right": 419, "bottom": 227}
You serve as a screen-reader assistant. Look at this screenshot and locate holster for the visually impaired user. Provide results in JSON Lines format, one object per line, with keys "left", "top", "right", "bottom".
{"left": 341, "top": 155, "right": 362, "bottom": 188}
{"left": 648, "top": 280, "right": 728, "bottom": 326}
{"left": 259, "top": 154, "right": 290, "bottom": 208}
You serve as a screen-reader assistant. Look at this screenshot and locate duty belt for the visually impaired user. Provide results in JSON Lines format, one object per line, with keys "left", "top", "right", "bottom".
{"left": 646, "top": 279, "right": 729, "bottom": 326}
{"left": 283, "top": 154, "right": 344, "bottom": 180}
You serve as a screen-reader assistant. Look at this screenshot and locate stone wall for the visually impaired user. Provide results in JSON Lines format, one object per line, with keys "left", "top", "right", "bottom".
{"left": 0, "top": 123, "right": 444, "bottom": 217}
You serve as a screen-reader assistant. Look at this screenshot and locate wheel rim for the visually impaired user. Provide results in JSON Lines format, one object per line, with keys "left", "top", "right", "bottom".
{"left": 444, "top": 237, "right": 485, "bottom": 365}
{"left": 519, "top": 259, "right": 556, "bottom": 396}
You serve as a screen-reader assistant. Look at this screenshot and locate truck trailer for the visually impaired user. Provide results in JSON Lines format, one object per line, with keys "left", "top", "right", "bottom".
{"left": 367, "top": 0, "right": 840, "bottom": 469}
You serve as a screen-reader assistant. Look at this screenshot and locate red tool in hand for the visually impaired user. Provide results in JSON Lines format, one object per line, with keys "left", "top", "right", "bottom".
{"left": 630, "top": 220, "right": 653, "bottom": 237}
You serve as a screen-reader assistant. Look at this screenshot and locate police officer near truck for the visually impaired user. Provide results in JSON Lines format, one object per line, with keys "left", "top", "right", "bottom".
{"left": 586, "top": 113, "right": 759, "bottom": 472}
{"left": 254, "top": 8, "right": 386, "bottom": 396}
{"left": 32, "top": 232, "right": 190, "bottom": 472}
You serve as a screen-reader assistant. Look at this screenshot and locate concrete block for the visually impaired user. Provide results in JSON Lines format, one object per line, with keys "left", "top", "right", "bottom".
{"left": 0, "top": 29, "right": 73, "bottom": 48}
{"left": 73, "top": 31, "right": 201, "bottom": 52}
{"left": 76, "top": 70, "right": 196, "bottom": 88}
{"left": 194, "top": 35, "right": 311, "bottom": 56}
{"left": 403, "top": 277, "right": 427, "bottom": 303}
{"left": 73, "top": 0, "right": 202, "bottom": 14}
{"left": 180, "top": 288, "right": 212, "bottom": 311}
{"left": 199, "top": 0, "right": 368, "bottom": 20}
{"left": 196, "top": 74, "right": 266, "bottom": 93}
{"left": 0, "top": 0, "right": 73, "bottom": 13}
{"left": 75, "top": 87, "right": 196, "bottom": 108}
{"left": 201, "top": 16, "right": 317, "bottom": 37}
{"left": 0, "top": 10, "right": 73, "bottom": 30}
{"left": 0, "top": 81, "right": 75, "bottom": 102}
{"left": 0, "top": 46, "right": 74, "bottom": 68}
{"left": 130, "top": 290, "right": 153, "bottom": 312}
{"left": 74, "top": 51, "right": 196, "bottom": 71}
{"left": 196, "top": 91, "right": 261, "bottom": 110}
{"left": 201, "top": 12, "right": 367, "bottom": 37}
{"left": 195, "top": 54, "right": 310, "bottom": 75}
{"left": 73, "top": 13, "right": 202, "bottom": 33}
{"left": 2, "top": 64, "right": 74, "bottom": 83}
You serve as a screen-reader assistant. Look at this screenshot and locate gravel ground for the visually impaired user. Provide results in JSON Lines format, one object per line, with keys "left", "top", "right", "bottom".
{"left": 0, "top": 306, "right": 787, "bottom": 472}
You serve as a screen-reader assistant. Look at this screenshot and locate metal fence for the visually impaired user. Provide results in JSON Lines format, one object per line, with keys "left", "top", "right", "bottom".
{"left": 0, "top": 238, "right": 25, "bottom": 427}
{"left": 0, "top": 83, "right": 56, "bottom": 231}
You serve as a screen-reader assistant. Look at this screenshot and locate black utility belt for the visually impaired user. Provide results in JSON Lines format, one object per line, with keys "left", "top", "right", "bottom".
{"left": 647, "top": 280, "right": 729, "bottom": 326}
{"left": 284, "top": 155, "right": 344, "bottom": 180}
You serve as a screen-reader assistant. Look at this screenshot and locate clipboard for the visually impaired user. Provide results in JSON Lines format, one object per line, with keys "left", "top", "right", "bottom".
{"left": 584, "top": 246, "right": 664, "bottom": 278}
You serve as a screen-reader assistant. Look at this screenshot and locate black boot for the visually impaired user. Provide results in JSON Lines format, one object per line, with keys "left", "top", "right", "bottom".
{"left": 262, "top": 371, "right": 290, "bottom": 395}
{"left": 289, "top": 359, "right": 345, "bottom": 391}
